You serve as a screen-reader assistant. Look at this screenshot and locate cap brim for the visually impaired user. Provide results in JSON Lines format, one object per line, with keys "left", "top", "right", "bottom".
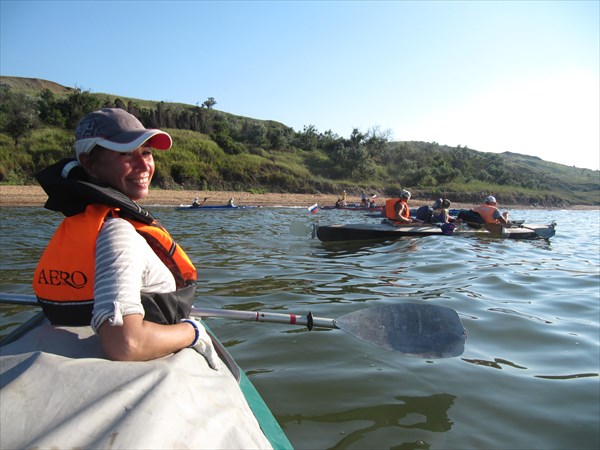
{"left": 97, "top": 129, "right": 172, "bottom": 152}
{"left": 75, "top": 130, "right": 172, "bottom": 161}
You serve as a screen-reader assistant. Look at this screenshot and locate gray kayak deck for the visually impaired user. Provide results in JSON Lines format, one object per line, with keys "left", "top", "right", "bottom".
{"left": 0, "top": 317, "right": 291, "bottom": 449}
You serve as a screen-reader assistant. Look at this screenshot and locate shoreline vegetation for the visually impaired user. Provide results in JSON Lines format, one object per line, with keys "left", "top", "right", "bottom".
{"left": 0, "top": 76, "right": 598, "bottom": 209}
{"left": 0, "top": 185, "right": 597, "bottom": 210}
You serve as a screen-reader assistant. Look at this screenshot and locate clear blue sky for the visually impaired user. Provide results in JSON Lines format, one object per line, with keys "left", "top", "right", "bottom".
{"left": 1, "top": 0, "right": 598, "bottom": 170}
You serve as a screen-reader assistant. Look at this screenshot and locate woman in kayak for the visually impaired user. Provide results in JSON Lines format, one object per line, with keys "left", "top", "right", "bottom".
{"left": 431, "top": 198, "right": 453, "bottom": 223}
{"left": 32, "top": 108, "right": 219, "bottom": 368}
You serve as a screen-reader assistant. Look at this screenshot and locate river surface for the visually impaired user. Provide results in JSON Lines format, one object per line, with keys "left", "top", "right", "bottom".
{"left": 1, "top": 206, "right": 599, "bottom": 450}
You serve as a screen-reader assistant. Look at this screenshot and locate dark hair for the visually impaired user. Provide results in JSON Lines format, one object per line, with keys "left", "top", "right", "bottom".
{"left": 83, "top": 145, "right": 106, "bottom": 163}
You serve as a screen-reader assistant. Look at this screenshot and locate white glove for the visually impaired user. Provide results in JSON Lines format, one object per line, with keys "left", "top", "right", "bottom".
{"left": 182, "top": 317, "right": 221, "bottom": 371}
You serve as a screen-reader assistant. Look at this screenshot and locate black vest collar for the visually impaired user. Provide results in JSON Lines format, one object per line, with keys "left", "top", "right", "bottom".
{"left": 36, "top": 158, "right": 155, "bottom": 224}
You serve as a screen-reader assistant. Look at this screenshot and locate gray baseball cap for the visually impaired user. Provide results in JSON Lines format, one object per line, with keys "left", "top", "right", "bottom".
{"left": 74, "top": 108, "right": 172, "bottom": 161}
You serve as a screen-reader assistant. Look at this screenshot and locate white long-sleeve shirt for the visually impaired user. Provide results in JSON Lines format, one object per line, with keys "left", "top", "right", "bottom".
{"left": 91, "top": 217, "right": 175, "bottom": 333}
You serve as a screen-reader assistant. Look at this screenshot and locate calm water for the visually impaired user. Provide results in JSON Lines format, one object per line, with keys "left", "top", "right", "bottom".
{"left": 1, "top": 205, "right": 599, "bottom": 450}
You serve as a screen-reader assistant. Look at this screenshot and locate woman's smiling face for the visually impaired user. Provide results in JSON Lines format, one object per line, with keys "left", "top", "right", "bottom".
{"left": 81, "top": 144, "right": 154, "bottom": 200}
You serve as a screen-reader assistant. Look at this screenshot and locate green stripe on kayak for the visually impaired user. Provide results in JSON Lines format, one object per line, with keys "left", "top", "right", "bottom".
{"left": 239, "top": 373, "right": 293, "bottom": 450}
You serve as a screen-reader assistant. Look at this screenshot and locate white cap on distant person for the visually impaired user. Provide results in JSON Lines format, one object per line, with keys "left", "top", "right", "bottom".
{"left": 485, "top": 195, "right": 497, "bottom": 204}
{"left": 400, "top": 189, "right": 411, "bottom": 199}
{"left": 74, "top": 108, "right": 172, "bottom": 162}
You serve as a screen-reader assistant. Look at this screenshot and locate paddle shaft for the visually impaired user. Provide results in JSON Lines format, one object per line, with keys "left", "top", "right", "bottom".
{"left": 0, "top": 293, "right": 335, "bottom": 330}
{"left": 192, "top": 307, "right": 335, "bottom": 330}
{"left": 0, "top": 293, "right": 38, "bottom": 306}
{"left": 0, "top": 293, "right": 465, "bottom": 358}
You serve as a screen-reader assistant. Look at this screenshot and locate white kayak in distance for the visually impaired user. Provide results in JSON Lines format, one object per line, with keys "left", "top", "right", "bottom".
{"left": 0, "top": 295, "right": 292, "bottom": 450}
{"left": 315, "top": 220, "right": 557, "bottom": 242}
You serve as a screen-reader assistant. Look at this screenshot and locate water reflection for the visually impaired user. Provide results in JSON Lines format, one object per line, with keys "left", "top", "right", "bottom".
{"left": 462, "top": 357, "right": 527, "bottom": 370}
{"left": 534, "top": 373, "right": 598, "bottom": 380}
{"left": 487, "top": 307, "right": 553, "bottom": 324}
{"left": 279, "top": 393, "right": 456, "bottom": 449}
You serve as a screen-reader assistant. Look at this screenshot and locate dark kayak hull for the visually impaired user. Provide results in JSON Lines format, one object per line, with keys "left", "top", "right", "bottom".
{"left": 316, "top": 222, "right": 556, "bottom": 242}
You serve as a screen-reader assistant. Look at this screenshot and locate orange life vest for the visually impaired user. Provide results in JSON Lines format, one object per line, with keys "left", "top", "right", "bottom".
{"left": 33, "top": 203, "right": 197, "bottom": 326}
{"left": 472, "top": 204, "right": 498, "bottom": 224}
{"left": 385, "top": 198, "right": 410, "bottom": 221}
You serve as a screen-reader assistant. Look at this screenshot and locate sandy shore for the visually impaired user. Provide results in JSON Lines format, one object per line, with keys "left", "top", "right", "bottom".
{"left": 1, "top": 185, "right": 596, "bottom": 210}
{"left": 0, "top": 185, "right": 348, "bottom": 208}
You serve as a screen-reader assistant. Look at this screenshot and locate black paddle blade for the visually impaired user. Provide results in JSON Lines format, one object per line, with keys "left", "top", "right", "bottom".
{"left": 334, "top": 303, "right": 466, "bottom": 358}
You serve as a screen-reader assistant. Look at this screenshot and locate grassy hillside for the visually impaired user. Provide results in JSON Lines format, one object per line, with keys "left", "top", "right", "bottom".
{"left": 0, "top": 76, "right": 598, "bottom": 206}
{"left": 0, "top": 76, "right": 75, "bottom": 95}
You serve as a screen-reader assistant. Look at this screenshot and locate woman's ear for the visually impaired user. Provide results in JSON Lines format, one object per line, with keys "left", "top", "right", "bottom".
{"left": 78, "top": 153, "right": 93, "bottom": 173}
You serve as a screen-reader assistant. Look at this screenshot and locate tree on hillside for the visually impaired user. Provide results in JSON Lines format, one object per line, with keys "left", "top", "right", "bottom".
{"left": 266, "top": 126, "right": 293, "bottom": 149}
{"left": 364, "top": 126, "right": 391, "bottom": 162}
{"left": 202, "top": 97, "right": 217, "bottom": 109}
{"left": 294, "top": 125, "right": 319, "bottom": 151}
{"left": 330, "top": 128, "right": 377, "bottom": 179}
{"left": 38, "top": 89, "right": 65, "bottom": 127}
{"left": 59, "top": 89, "right": 101, "bottom": 128}
{"left": 0, "top": 86, "right": 39, "bottom": 146}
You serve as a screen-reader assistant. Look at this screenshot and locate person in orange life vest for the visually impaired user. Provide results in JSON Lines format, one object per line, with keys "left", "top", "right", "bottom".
{"left": 472, "top": 195, "right": 510, "bottom": 225}
{"left": 385, "top": 189, "right": 413, "bottom": 224}
{"left": 32, "top": 108, "right": 219, "bottom": 368}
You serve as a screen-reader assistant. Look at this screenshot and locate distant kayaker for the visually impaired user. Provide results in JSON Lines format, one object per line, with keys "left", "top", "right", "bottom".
{"left": 360, "top": 190, "right": 368, "bottom": 207}
{"left": 415, "top": 198, "right": 442, "bottom": 222}
{"left": 431, "top": 199, "right": 453, "bottom": 223}
{"left": 192, "top": 196, "right": 207, "bottom": 207}
{"left": 228, "top": 197, "right": 236, "bottom": 207}
{"left": 32, "top": 108, "right": 219, "bottom": 369}
{"left": 472, "top": 195, "right": 510, "bottom": 225}
{"left": 385, "top": 189, "right": 413, "bottom": 224}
